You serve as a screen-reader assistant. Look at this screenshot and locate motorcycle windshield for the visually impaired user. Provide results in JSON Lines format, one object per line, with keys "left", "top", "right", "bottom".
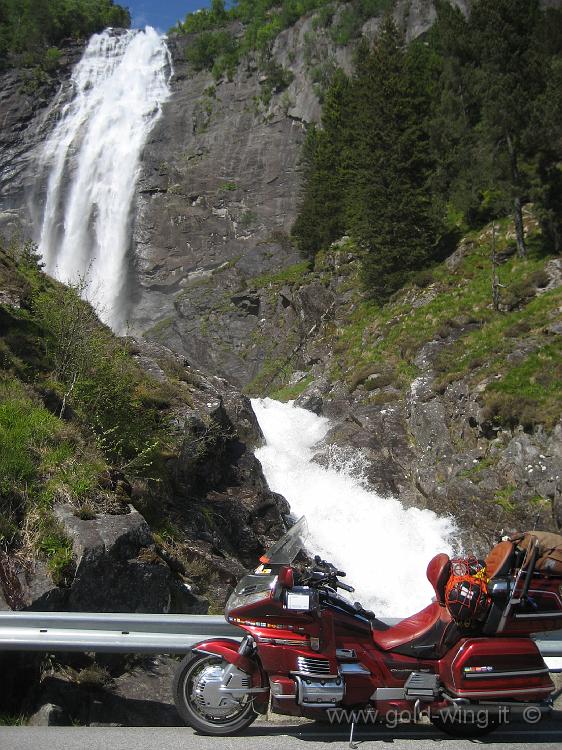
{"left": 260, "top": 516, "right": 309, "bottom": 565}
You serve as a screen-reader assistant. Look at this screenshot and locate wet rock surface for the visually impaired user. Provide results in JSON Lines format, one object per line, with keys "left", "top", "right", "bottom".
{"left": 0, "top": 41, "right": 85, "bottom": 238}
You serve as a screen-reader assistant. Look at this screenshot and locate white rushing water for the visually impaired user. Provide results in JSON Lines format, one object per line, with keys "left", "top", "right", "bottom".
{"left": 37, "top": 28, "right": 171, "bottom": 332}
{"left": 252, "top": 398, "right": 457, "bottom": 617}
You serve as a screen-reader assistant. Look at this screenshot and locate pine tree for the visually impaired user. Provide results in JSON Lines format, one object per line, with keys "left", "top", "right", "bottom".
{"left": 527, "top": 8, "right": 562, "bottom": 251}
{"left": 349, "top": 17, "right": 440, "bottom": 301}
{"left": 430, "top": 1, "right": 484, "bottom": 226}
{"left": 471, "top": 0, "right": 544, "bottom": 255}
{"left": 292, "top": 69, "right": 352, "bottom": 259}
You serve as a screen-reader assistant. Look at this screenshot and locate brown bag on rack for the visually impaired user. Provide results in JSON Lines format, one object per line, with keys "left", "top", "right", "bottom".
{"left": 512, "top": 531, "right": 562, "bottom": 575}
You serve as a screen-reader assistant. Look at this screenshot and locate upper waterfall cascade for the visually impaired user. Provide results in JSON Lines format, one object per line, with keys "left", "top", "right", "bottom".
{"left": 37, "top": 28, "right": 171, "bottom": 332}
{"left": 252, "top": 398, "right": 457, "bottom": 617}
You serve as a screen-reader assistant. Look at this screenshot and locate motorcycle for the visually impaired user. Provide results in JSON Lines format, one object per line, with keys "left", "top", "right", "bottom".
{"left": 173, "top": 517, "right": 562, "bottom": 738}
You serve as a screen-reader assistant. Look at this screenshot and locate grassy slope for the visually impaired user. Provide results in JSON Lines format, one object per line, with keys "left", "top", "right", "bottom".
{"left": 251, "top": 211, "right": 561, "bottom": 433}
{"left": 0, "top": 243, "right": 192, "bottom": 586}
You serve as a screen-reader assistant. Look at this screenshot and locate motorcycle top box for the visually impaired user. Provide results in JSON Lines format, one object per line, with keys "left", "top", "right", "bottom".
{"left": 173, "top": 517, "right": 558, "bottom": 738}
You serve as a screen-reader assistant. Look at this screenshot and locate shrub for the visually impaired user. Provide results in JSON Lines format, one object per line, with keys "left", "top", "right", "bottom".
{"left": 412, "top": 268, "right": 435, "bottom": 288}
{"left": 330, "top": 7, "right": 363, "bottom": 46}
{"left": 186, "top": 30, "right": 238, "bottom": 72}
{"left": 349, "top": 363, "right": 384, "bottom": 391}
{"left": 42, "top": 46, "right": 60, "bottom": 72}
{"left": 37, "top": 519, "right": 74, "bottom": 586}
{"left": 481, "top": 392, "right": 538, "bottom": 432}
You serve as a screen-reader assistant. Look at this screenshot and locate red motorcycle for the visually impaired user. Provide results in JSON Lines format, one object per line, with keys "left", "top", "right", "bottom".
{"left": 173, "top": 518, "right": 562, "bottom": 737}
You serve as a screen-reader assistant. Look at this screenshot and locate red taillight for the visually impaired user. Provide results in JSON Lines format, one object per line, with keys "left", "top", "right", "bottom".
{"left": 278, "top": 565, "right": 294, "bottom": 589}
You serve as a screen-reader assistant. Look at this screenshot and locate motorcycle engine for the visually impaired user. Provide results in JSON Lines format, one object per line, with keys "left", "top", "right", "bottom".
{"left": 295, "top": 676, "right": 345, "bottom": 707}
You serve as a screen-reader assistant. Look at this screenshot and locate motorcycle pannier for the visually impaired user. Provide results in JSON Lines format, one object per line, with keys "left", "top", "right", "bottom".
{"left": 513, "top": 531, "right": 562, "bottom": 575}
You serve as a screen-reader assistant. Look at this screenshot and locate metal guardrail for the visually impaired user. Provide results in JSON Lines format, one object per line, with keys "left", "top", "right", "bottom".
{"left": 0, "top": 613, "right": 240, "bottom": 653}
{"left": 0, "top": 612, "right": 560, "bottom": 668}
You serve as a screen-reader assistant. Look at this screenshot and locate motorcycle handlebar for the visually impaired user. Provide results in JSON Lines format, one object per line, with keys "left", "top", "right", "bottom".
{"left": 313, "top": 555, "right": 346, "bottom": 577}
{"left": 337, "top": 580, "right": 355, "bottom": 593}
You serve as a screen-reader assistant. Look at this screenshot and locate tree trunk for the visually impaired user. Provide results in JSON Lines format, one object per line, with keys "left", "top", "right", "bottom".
{"left": 506, "top": 132, "right": 526, "bottom": 257}
{"left": 492, "top": 223, "right": 500, "bottom": 311}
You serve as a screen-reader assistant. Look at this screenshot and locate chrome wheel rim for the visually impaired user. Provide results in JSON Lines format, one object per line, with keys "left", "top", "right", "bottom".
{"left": 183, "top": 656, "right": 252, "bottom": 724}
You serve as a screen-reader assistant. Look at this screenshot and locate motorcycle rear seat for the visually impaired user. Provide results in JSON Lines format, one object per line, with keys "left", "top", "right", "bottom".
{"left": 485, "top": 540, "right": 515, "bottom": 578}
{"left": 371, "top": 601, "right": 458, "bottom": 658}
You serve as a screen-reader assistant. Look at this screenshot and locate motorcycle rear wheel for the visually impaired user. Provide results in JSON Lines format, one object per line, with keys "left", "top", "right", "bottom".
{"left": 173, "top": 652, "right": 258, "bottom": 735}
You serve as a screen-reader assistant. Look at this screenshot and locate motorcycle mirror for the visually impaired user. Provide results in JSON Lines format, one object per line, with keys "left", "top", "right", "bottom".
{"left": 278, "top": 565, "right": 294, "bottom": 589}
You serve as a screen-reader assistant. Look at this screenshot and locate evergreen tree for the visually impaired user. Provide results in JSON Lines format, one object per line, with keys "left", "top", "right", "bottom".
{"left": 467, "top": 0, "right": 545, "bottom": 256}
{"left": 349, "top": 18, "right": 440, "bottom": 301}
{"left": 292, "top": 69, "right": 353, "bottom": 258}
{"left": 429, "top": 1, "right": 484, "bottom": 226}
{"left": 0, "top": 0, "right": 130, "bottom": 70}
{"left": 528, "top": 8, "right": 562, "bottom": 251}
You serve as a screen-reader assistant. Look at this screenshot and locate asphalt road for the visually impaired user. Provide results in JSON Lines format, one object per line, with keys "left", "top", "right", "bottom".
{"left": 1, "top": 717, "right": 562, "bottom": 750}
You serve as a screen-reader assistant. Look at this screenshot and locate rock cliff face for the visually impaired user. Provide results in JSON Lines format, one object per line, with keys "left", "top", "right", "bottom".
{"left": 0, "top": 3, "right": 560, "bottom": 556}
{"left": 0, "top": 41, "right": 85, "bottom": 238}
{"left": 242, "top": 236, "right": 562, "bottom": 555}
{"left": 0, "top": 333, "right": 289, "bottom": 616}
{"left": 130, "top": 2, "right": 472, "bottom": 385}
{"left": 0, "top": 3, "right": 475, "bottom": 388}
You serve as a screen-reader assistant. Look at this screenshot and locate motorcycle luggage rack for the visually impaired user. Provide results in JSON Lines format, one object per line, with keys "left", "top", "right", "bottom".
{"left": 497, "top": 538, "right": 539, "bottom": 633}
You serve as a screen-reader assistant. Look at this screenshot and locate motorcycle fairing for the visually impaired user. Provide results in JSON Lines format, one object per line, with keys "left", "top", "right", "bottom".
{"left": 193, "top": 638, "right": 258, "bottom": 676}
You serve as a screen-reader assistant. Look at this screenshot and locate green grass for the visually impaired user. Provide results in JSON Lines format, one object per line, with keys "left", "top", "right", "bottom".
{"left": 459, "top": 456, "right": 497, "bottom": 482}
{"left": 329, "top": 218, "right": 559, "bottom": 400}
{"left": 0, "top": 379, "right": 67, "bottom": 495}
{"left": 249, "top": 261, "right": 311, "bottom": 289}
{"left": 270, "top": 374, "right": 313, "bottom": 401}
{"left": 493, "top": 485, "right": 517, "bottom": 513}
{"left": 0, "top": 713, "right": 25, "bottom": 726}
{"left": 37, "top": 519, "right": 74, "bottom": 586}
{"left": 483, "top": 339, "right": 562, "bottom": 430}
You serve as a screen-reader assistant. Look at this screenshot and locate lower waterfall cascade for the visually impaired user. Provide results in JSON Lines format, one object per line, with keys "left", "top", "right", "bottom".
{"left": 36, "top": 27, "right": 171, "bottom": 332}
{"left": 252, "top": 398, "right": 457, "bottom": 617}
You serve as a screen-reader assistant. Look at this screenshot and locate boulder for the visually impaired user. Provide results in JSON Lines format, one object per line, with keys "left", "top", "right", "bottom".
{"left": 27, "top": 703, "right": 70, "bottom": 727}
{"left": 55, "top": 505, "right": 173, "bottom": 613}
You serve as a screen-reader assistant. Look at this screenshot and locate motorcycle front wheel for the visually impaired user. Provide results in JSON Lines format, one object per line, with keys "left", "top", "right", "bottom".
{"left": 173, "top": 651, "right": 258, "bottom": 735}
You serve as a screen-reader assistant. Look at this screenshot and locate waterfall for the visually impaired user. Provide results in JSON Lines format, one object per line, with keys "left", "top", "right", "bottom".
{"left": 252, "top": 398, "right": 457, "bottom": 617}
{"left": 37, "top": 28, "right": 171, "bottom": 332}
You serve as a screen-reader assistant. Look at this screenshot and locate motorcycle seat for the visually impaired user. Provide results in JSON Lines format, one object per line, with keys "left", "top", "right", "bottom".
{"left": 426, "top": 552, "right": 451, "bottom": 604}
{"left": 371, "top": 554, "right": 458, "bottom": 658}
{"left": 371, "top": 601, "right": 455, "bottom": 657}
{"left": 485, "top": 540, "right": 514, "bottom": 578}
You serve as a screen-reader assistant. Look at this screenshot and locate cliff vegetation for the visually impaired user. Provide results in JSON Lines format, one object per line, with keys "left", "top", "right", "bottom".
{"left": 293, "top": 1, "right": 562, "bottom": 300}
{"left": 0, "top": 0, "right": 130, "bottom": 71}
{"left": 0, "top": 240, "right": 287, "bottom": 615}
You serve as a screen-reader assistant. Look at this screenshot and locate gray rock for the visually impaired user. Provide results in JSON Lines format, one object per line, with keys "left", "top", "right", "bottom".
{"left": 0, "top": 41, "right": 85, "bottom": 240}
{"left": 55, "top": 505, "right": 152, "bottom": 561}
{"left": 27, "top": 703, "right": 70, "bottom": 726}
{"left": 54, "top": 504, "right": 172, "bottom": 613}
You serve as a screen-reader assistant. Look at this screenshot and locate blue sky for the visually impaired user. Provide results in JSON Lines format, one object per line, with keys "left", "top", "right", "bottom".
{"left": 125, "top": 1, "right": 211, "bottom": 32}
